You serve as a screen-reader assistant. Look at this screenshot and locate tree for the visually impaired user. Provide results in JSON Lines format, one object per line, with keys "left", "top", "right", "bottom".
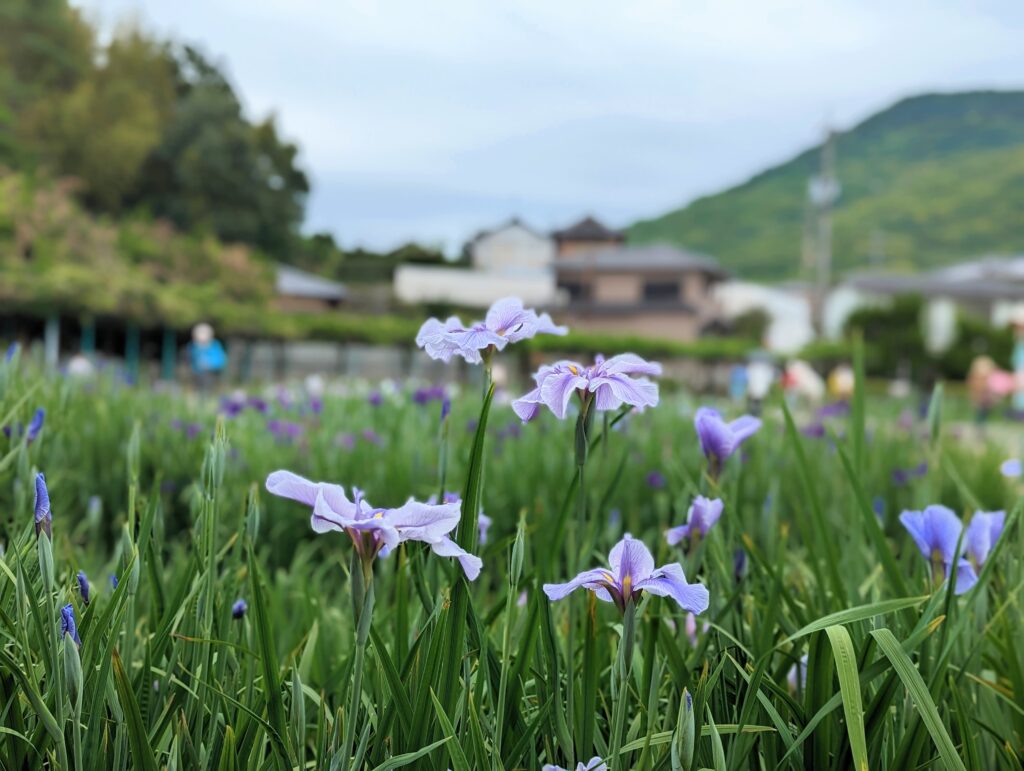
{"left": 127, "top": 46, "right": 309, "bottom": 255}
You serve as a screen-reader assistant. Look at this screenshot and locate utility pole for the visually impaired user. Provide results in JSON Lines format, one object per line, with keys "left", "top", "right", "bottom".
{"left": 807, "top": 128, "right": 839, "bottom": 336}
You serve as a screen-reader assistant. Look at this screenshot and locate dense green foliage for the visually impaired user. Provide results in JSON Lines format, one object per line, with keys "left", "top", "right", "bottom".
{"left": 835, "top": 295, "right": 1014, "bottom": 380}
{"left": 630, "top": 91, "right": 1024, "bottom": 280}
{"left": 0, "top": 344, "right": 1021, "bottom": 769}
{"left": 1, "top": 1, "right": 309, "bottom": 257}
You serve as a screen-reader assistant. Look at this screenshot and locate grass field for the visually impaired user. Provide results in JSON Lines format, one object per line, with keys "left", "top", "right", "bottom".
{"left": 0, "top": 338, "right": 1021, "bottom": 770}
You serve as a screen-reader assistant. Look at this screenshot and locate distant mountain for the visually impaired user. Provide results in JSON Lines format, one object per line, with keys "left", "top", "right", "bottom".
{"left": 629, "top": 91, "right": 1024, "bottom": 281}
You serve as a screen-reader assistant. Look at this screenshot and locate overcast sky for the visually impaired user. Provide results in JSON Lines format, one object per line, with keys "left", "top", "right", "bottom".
{"left": 74, "top": 0, "right": 1024, "bottom": 252}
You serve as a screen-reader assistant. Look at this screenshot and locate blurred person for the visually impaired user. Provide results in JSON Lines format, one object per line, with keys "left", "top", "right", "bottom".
{"left": 746, "top": 353, "right": 775, "bottom": 415}
{"left": 967, "top": 355, "right": 997, "bottom": 428}
{"left": 827, "top": 364, "right": 855, "bottom": 402}
{"left": 729, "top": 363, "right": 748, "bottom": 403}
{"left": 783, "top": 360, "right": 825, "bottom": 404}
{"left": 1013, "top": 312, "right": 1024, "bottom": 416}
{"left": 189, "top": 323, "right": 227, "bottom": 392}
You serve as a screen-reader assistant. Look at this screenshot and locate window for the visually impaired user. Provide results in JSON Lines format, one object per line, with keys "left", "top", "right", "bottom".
{"left": 643, "top": 281, "right": 679, "bottom": 302}
{"left": 559, "top": 281, "right": 591, "bottom": 301}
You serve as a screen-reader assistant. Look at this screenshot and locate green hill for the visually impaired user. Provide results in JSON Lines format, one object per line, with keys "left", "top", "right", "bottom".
{"left": 629, "top": 91, "right": 1024, "bottom": 281}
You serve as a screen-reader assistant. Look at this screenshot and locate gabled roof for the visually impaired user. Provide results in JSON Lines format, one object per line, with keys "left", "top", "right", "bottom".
{"left": 276, "top": 264, "right": 347, "bottom": 301}
{"left": 847, "top": 254, "right": 1024, "bottom": 301}
{"left": 552, "top": 216, "right": 624, "bottom": 243}
{"left": 556, "top": 243, "right": 727, "bottom": 278}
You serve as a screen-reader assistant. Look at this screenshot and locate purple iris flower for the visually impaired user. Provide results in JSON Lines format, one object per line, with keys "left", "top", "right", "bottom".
{"left": 34, "top": 472, "right": 52, "bottom": 537}
{"left": 310, "top": 396, "right": 323, "bottom": 415}
{"left": 801, "top": 422, "right": 826, "bottom": 439}
{"left": 413, "top": 385, "right": 446, "bottom": 405}
{"left": 232, "top": 598, "right": 248, "bottom": 619}
{"left": 693, "top": 407, "right": 761, "bottom": 469}
{"left": 267, "top": 420, "right": 303, "bottom": 442}
{"left": 512, "top": 354, "right": 661, "bottom": 422}
{"left": 543, "top": 534, "right": 709, "bottom": 615}
{"left": 60, "top": 603, "right": 81, "bottom": 646}
{"left": 440, "top": 396, "right": 451, "bottom": 422}
{"left": 646, "top": 470, "right": 667, "bottom": 489}
{"left": 416, "top": 297, "right": 567, "bottom": 364}
{"left": 892, "top": 461, "right": 928, "bottom": 486}
{"left": 733, "top": 548, "right": 747, "bottom": 582}
{"left": 666, "top": 496, "right": 723, "bottom": 545}
{"left": 110, "top": 574, "right": 119, "bottom": 589}
{"left": 266, "top": 471, "right": 482, "bottom": 579}
{"left": 185, "top": 423, "right": 204, "bottom": 441}
{"left": 247, "top": 396, "right": 269, "bottom": 413}
{"left": 4, "top": 342, "right": 17, "bottom": 362}
{"left": 368, "top": 390, "right": 383, "bottom": 408}
{"left": 542, "top": 759, "right": 606, "bottom": 771}
{"left": 965, "top": 510, "right": 1005, "bottom": 568}
{"left": 899, "top": 505, "right": 978, "bottom": 595}
{"left": 336, "top": 433, "right": 357, "bottom": 451}
{"left": 77, "top": 570, "right": 90, "bottom": 605}
{"left": 26, "top": 408, "right": 45, "bottom": 443}
{"left": 361, "top": 428, "right": 383, "bottom": 446}
{"left": 220, "top": 397, "right": 245, "bottom": 417}
{"left": 817, "top": 401, "right": 850, "bottom": 419}
{"left": 1000, "top": 458, "right": 1021, "bottom": 478}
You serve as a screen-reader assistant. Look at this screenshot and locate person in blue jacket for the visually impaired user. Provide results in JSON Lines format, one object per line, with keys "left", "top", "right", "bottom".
{"left": 189, "top": 323, "right": 227, "bottom": 391}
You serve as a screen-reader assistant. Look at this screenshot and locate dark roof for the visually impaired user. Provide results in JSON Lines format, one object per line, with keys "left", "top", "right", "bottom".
{"left": 276, "top": 264, "right": 347, "bottom": 301}
{"left": 847, "top": 255, "right": 1024, "bottom": 301}
{"left": 552, "top": 216, "right": 624, "bottom": 243}
{"left": 465, "top": 217, "right": 547, "bottom": 246}
{"left": 555, "top": 243, "right": 727, "bottom": 278}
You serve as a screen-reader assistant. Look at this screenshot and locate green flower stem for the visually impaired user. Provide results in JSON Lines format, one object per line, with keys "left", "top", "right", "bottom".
{"left": 609, "top": 599, "right": 637, "bottom": 771}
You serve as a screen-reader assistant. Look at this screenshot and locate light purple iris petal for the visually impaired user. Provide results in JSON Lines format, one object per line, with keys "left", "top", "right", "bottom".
{"left": 415, "top": 317, "right": 470, "bottom": 363}
{"left": 532, "top": 312, "right": 568, "bottom": 339}
{"left": 949, "top": 558, "right": 979, "bottom": 595}
{"left": 485, "top": 297, "right": 531, "bottom": 338}
{"left": 478, "top": 512, "right": 493, "bottom": 544}
{"left": 540, "top": 368, "right": 588, "bottom": 419}
{"left": 694, "top": 407, "right": 733, "bottom": 460}
{"left": 385, "top": 499, "right": 462, "bottom": 543}
{"left": 965, "top": 510, "right": 1005, "bottom": 566}
{"left": 265, "top": 470, "right": 321, "bottom": 506}
{"left": 665, "top": 525, "right": 690, "bottom": 546}
{"left": 543, "top": 568, "right": 615, "bottom": 601}
{"left": 899, "top": 505, "right": 963, "bottom": 564}
{"left": 694, "top": 407, "right": 761, "bottom": 463}
{"left": 1000, "top": 458, "right": 1022, "bottom": 478}
{"left": 600, "top": 353, "right": 662, "bottom": 377}
{"left": 609, "top": 535, "right": 655, "bottom": 585}
{"left": 635, "top": 563, "right": 710, "bottom": 614}
{"left": 311, "top": 489, "right": 359, "bottom": 534}
{"left": 542, "top": 758, "right": 607, "bottom": 771}
{"left": 690, "top": 496, "right": 724, "bottom": 536}
{"left": 589, "top": 375, "right": 658, "bottom": 412}
{"left": 729, "top": 415, "right": 762, "bottom": 443}
{"left": 512, "top": 386, "right": 544, "bottom": 422}
{"left": 429, "top": 536, "right": 483, "bottom": 580}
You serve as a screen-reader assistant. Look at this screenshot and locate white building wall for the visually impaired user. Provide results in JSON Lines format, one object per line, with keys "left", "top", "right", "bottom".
{"left": 394, "top": 265, "right": 560, "bottom": 309}
{"left": 714, "top": 282, "right": 814, "bottom": 354}
{"left": 471, "top": 225, "right": 556, "bottom": 274}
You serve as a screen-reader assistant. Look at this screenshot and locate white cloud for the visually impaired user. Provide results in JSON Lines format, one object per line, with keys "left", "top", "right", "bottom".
{"left": 74, "top": 0, "right": 1024, "bottom": 250}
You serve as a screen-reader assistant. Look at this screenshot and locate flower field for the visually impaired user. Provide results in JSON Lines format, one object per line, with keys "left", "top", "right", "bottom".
{"left": 0, "top": 304, "right": 1021, "bottom": 770}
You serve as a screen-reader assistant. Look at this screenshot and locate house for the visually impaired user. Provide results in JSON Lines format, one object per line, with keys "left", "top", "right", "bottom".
{"left": 466, "top": 217, "right": 556, "bottom": 273}
{"left": 275, "top": 264, "right": 347, "bottom": 312}
{"left": 394, "top": 218, "right": 559, "bottom": 308}
{"left": 555, "top": 243, "right": 727, "bottom": 341}
{"left": 552, "top": 216, "right": 625, "bottom": 256}
{"left": 714, "top": 281, "right": 815, "bottom": 353}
